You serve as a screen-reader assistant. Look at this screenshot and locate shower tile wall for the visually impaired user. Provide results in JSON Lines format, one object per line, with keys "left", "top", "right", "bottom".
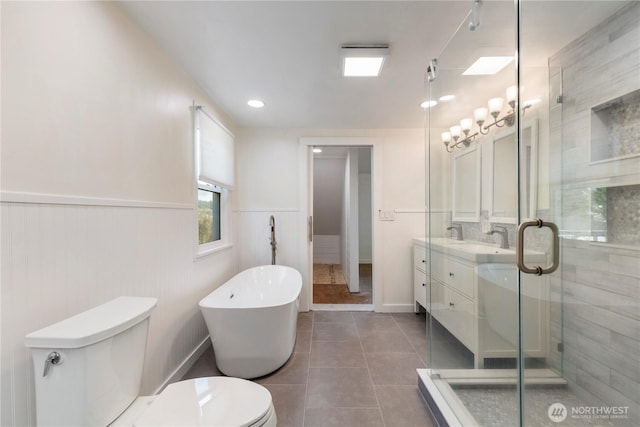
{"left": 548, "top": 1, "right": 640, "bottom": 422}
{"left": 607, "top": 185, "right": 640, "bottom": 245}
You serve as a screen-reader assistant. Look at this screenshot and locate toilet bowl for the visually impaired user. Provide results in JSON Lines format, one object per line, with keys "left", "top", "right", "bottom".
{"left": 24, "top": 297, "right": 275, "bottom": 426}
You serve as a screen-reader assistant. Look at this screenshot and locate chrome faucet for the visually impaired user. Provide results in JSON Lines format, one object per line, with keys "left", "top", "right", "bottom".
{"left": 269, "top": 215, "right": 277, "bottom": 265}
{"left": 446, "top": 223, "right": 463, "bottom": 241}
{"left": 487, "top": 225, "right": 509, "bottom": 249}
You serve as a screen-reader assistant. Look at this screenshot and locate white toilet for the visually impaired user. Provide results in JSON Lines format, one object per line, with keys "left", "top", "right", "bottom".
{"left": 24, "top": 296, "right": 276, "bottom": 427}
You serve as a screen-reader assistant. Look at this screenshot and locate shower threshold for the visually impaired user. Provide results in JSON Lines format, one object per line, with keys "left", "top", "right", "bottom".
{"left": 417, "top": 368, "right": 567, "bottom": 427}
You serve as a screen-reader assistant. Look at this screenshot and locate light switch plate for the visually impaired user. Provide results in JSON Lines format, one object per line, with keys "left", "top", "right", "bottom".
{"left": 379, "top": 210, "right": 395, "bottom": 221}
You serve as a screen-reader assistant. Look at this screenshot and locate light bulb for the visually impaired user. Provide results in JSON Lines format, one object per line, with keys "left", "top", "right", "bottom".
{"left": 460, "top": 118, "right": 473, "bottom": 133}
{"left": 506, "top": 86, "right": 518, "bottom": 103}
{"left": 488, "top": 98, "right": 504, "bottom": 115}
{"left": 474, "top": 107, "right": 488, "bottom": 123}
{"left": 450, "top": 125, "right": 461, "bottom": 139}
{"left": 441, "top": 132, "right": 451, "bottom": 145}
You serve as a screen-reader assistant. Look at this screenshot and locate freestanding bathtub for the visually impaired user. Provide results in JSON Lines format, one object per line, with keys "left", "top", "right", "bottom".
{"left": 199, "top": 265, "right": 302, "bottom": 379}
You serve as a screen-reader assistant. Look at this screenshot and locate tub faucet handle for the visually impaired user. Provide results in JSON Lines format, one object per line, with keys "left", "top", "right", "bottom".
{"left": 43, "top": 351, "right": 61, "bottom": 377}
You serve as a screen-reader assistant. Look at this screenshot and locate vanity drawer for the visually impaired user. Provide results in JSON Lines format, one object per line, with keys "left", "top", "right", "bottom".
{"left": 429, "top": 280, "right": 447, "bottom": 321}
{"left": 447, "top": 259, "right": 474, "bottom": 298}
{"left": 431, "top": 253, "right": 474, "bottom": 298}
{"left": 413, "top": 245, "right": 428, "bottom": 273}
{"left": 444, "top": 287, "right": 476, "bottom": 351}
{"left": 431, "top": 252, "right": 447, "bottom": 283}
{"left": 432, "top": 282, "right": 476, "bottom": 351}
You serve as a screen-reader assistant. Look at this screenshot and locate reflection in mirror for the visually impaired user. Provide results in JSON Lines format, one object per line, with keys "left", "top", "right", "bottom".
{"left": 489, "top": 119, "right": 538, "bottom": 223}
{"left": 452, "top": 145, "right": 481, "bottom": 222}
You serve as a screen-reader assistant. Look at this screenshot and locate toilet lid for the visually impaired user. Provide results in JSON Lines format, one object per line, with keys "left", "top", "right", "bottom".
{"left": 134, "top": 377, "right": 272, "bottom": 427}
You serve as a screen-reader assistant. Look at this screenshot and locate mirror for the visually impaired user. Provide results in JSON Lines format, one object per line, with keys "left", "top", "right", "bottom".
{"left": 452, "top": 145, "right": 481, "bottom": 222}
{"left": 489, "top": 119, "right": 538, "bottom": 223}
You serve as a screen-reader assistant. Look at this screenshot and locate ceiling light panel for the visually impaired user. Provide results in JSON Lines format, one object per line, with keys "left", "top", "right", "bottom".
{"left": 462, "top": 56, "right": 514, "bottom": 75}
{"left": 344, "top": 57, "right": 385, "bottom": 77}
{"left": 341, "top": 45, "right": 389, "bottom": 77}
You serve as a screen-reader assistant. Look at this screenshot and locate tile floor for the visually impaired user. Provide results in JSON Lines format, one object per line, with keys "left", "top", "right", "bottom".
{"left": 182, "top": 311, "right": 437, "bottom": 427}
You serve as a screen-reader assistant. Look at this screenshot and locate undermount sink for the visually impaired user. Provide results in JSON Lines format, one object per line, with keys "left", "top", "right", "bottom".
{"left": 413, "top": 237, "right": 546, "bottom": 263}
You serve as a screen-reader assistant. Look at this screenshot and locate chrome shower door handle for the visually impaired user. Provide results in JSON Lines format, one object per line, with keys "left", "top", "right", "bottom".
{"left": 517, "top": 218, "right": 559, "bottom": 275}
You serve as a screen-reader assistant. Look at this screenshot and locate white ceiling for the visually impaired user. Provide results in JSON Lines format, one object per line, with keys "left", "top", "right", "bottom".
{"left": 119, "top": 1, "right": 629, "bottom": 130}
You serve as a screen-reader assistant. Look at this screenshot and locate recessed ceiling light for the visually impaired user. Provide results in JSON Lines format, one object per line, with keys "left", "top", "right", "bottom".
{"left": 462, "top": 56, "right": 514, "bottom": 75}
{"left": 420, "top": 100, "right": 438, "bottom": 109}
{"left": 341, "top": 45, "right": 389, "bottom": 77}
{"left": 247, "top": 99, "right": 265, "bottom": 108}
{"left": 313, "top": 147, "right": 322, "bottom": 153}
{"left": 438, "top": 94, "right": 456, "bottom": 102}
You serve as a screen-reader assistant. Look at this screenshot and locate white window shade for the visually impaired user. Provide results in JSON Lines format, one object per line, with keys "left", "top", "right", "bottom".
{"left": 197, "top": 107, "right": 234, "bottom": 189}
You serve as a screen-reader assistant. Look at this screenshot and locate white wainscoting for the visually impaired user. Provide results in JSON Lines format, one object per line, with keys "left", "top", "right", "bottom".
{"left": 236, "top": 210, "right": 300, "bottom": 270}
{"left": 1, "top": 198, "right": 238, "bottom": 427}
{"left": 236, "top": 209, "right": 308, "bottom": 311}
{"left": 313, "top": 235, "right": 341, "bottom": 264}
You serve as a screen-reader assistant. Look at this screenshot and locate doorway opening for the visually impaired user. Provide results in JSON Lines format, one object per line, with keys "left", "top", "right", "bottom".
{"left": 311, "top": 146, "right": 373, "bottom": 307}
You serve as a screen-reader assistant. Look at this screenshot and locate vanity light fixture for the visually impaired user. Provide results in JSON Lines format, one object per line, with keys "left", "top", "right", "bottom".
{"left": 441, "top": 85, "right": 537, "bottom": 153}
{"left": 341, "top": 44, "right": 389, "bottom": 77}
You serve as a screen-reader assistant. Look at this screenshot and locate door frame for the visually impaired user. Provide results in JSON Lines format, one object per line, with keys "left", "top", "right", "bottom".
{"left": 298, "top": 137, "right": 382, "bottom": 312}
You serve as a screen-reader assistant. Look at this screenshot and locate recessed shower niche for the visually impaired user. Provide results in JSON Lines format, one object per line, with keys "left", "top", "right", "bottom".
{"left": 561, "top": 183, "right": 640, "bottom": 246}
{"left": 590, "top": 89, "right": 640, "bottom": 163}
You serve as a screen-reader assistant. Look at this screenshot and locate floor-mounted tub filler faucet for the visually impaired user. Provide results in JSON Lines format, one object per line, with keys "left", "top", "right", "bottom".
{"left": 487, "top": 225, "right": 509, "bottom": 249}
{"left": 269, "top": 215, "right": 277, "bottom": 265}
{"left": 447, "top": 223, "right": 464, "bottom": 241}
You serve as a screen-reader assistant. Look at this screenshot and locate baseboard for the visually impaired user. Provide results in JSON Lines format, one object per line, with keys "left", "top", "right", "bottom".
{"left": 312, "top": 303, "right": 374, "bottom": 311}
{"left": 154, "top": 336, "right": 211, "bottom": 394}
{"left": 381, "top": 303, "right": 415, "bottom": 313}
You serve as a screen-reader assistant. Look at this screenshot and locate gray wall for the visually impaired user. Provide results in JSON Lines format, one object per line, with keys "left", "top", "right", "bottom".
{"left": 549, "top": 1, "right": 640, "bottom": 421}
{"left": 313, "top": 157, "right": 345, "bottom": 235}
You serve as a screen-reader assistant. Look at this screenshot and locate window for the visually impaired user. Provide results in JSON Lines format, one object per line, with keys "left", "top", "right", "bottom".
{"left": 194, "top": 106, "right": 234, "bottom": 256}
{"left": 198, "top": 185, "right": 221, "bottom": 244}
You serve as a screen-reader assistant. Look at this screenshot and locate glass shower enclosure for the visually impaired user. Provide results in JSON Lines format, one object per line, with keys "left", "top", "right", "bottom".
{"left": 418, "top": 1, "right": 639, "bottom": 426}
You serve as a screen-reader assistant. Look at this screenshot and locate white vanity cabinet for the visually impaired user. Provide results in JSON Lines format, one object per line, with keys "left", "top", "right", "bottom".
{"left": 412, "top": 237, "right": 548, "bottom": 369}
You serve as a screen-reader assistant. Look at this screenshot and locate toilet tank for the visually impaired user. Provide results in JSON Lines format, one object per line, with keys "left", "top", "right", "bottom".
{"left": 24, "top": 297, "right": 157, "bottom": 426}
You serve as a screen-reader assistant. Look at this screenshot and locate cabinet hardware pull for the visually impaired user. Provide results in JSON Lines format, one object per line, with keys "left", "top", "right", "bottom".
{"left": 449, "top": 302, "right": 455, "bottom": 307}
